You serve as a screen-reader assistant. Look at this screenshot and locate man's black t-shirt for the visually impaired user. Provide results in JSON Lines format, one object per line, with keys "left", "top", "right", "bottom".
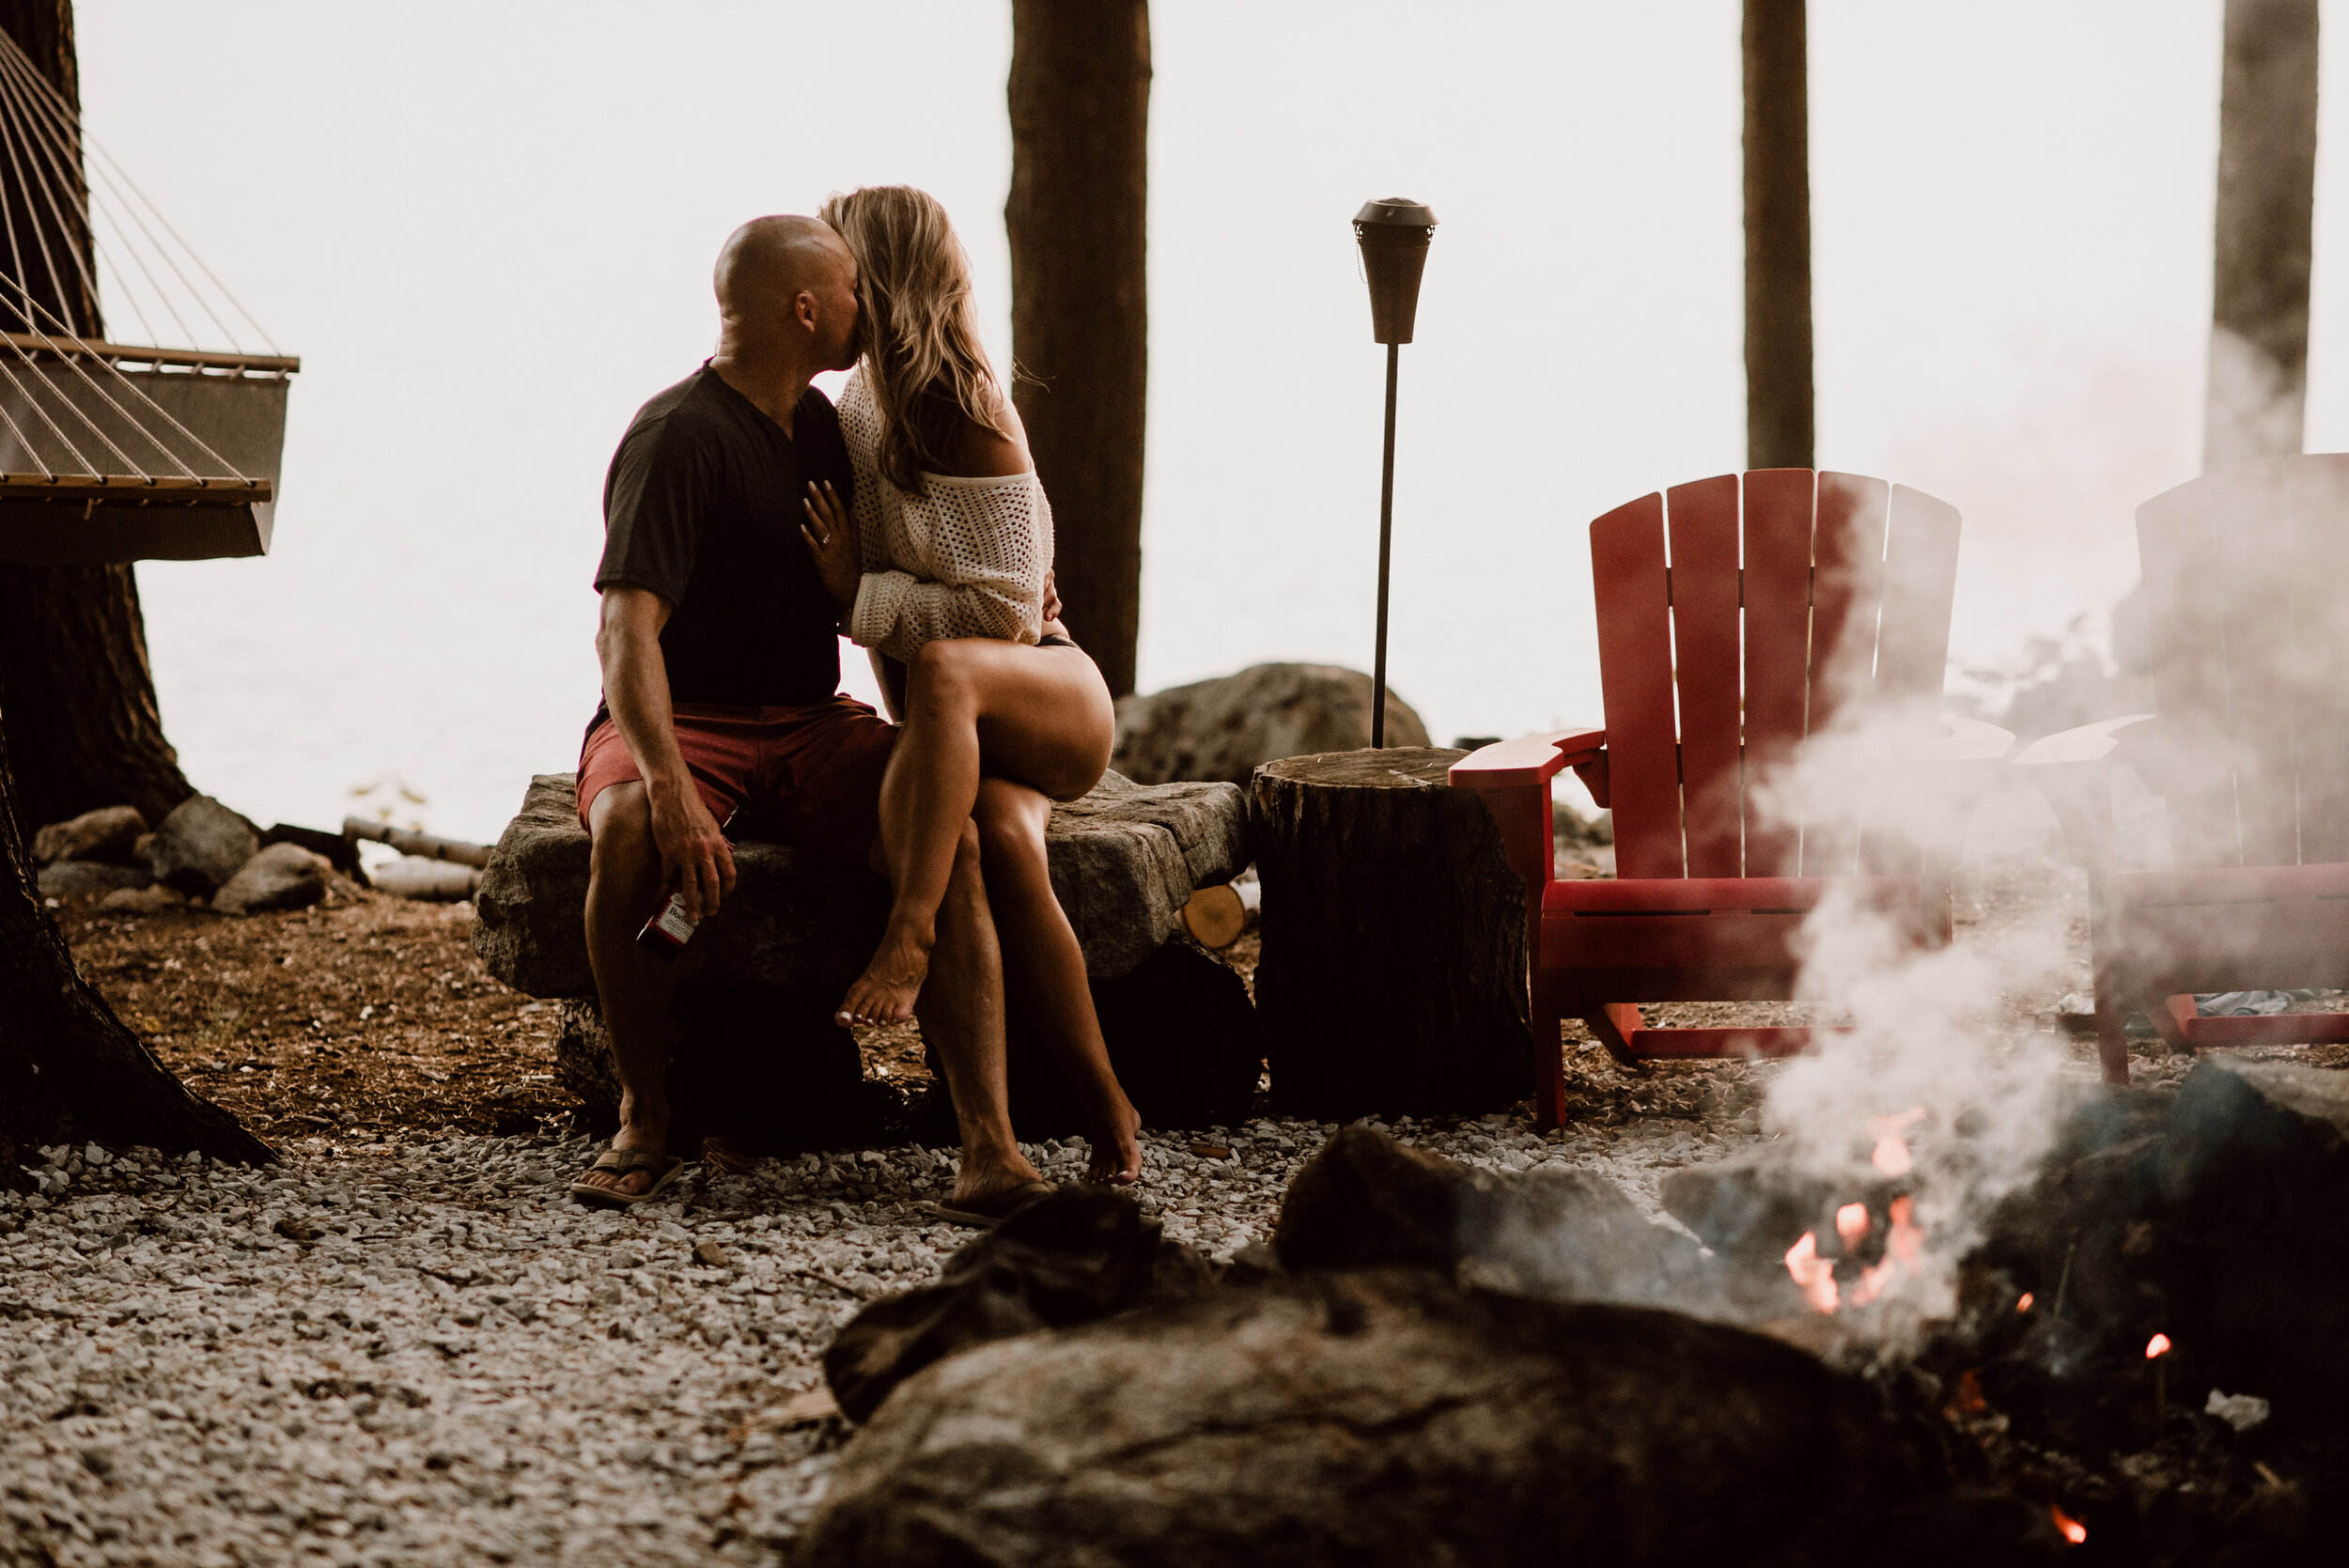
{"left": 594, "top": 365, "right": 852, "bottom": 708}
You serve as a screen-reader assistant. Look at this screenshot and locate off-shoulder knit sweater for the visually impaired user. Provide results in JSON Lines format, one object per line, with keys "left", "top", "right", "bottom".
{"left": 838, "top": 366, "right": 1050, "bottom": 665}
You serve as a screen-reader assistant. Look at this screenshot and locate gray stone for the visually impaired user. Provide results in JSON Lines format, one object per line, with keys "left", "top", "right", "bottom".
{"left": 30, "top": 805, "right": 146, "bottom": 866}
{"left": 1111, "top": 662, "right": 1431, "bottom": 786}
{"left": 99, "top": 883, "right": 187, "bottom": 914}
{"left": 474, "top": 771, "right": 1249, "bottom": 998}
{"left": 213, "top": 842, "right": 332, "bottom": 916}
{"left": 36, "top": 861, "right": 152, "bottom": 899}
{"left": 803, "top": 1270, "right": 1925, "bottom": 1568}
{"left": 147, "top": 794, "right": 260, "bottom": 895}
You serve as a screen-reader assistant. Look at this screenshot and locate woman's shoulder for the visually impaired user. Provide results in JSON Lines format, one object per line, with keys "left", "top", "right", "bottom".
{"left": 936, "top": 399, "right": 1033, "bottom": 481}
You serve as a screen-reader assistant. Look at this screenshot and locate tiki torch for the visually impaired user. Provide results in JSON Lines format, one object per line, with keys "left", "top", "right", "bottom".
{"left": 1354, "top": 197, "right": 1437, "bottom": 749}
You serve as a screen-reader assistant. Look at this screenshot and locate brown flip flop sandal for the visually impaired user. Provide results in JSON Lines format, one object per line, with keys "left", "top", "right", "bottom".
{"left": 568, "top": 1148, "right": 685, "bottom": 1209}
{"left": 922, "top": 1180, "right": 1056, "bottom": 1229}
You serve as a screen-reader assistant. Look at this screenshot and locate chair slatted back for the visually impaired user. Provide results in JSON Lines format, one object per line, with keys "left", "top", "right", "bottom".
{"left": 2136, "top": 454, "right": 2349, "bottom": 867}
{"left": 1590, "top": 470, "right": 1963, "bottom": 879}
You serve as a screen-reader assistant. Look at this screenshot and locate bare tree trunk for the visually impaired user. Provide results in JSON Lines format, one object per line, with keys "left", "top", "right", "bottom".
{"left": 1743, "top": 0, "right": 1813, "bottom": 472}
{"left": 0, "top": 0, "right": 195, "bottom": 832}
{"left": 0, "top": 707, "right": 272, "bottom": 1175}
{"left": 2206, "top": 0, "right": 2320, "bottom": 472}
{"left": 1006, "top": 0, "right": 1149, "bottom": 698}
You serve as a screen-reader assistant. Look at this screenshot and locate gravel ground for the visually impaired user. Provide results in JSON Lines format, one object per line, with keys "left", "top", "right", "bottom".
{"left": 0, "top": 1103, "right": 1762, "bottom": 1568}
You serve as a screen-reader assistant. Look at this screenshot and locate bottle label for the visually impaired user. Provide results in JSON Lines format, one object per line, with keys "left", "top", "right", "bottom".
{"left": 651, "top": 897, "right": 697, "bottom": 943}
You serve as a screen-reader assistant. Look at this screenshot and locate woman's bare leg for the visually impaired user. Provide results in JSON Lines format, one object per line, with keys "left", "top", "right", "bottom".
{"left": 973, "top": 776, "right": 1143, "bottom": 1184}
{"left": 839, "top": 638, "right": 1112, "bottom": 1026}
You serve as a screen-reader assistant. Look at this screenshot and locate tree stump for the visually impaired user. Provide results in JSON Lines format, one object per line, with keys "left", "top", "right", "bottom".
{"left": 1252, "top": 749, "right": 1530, "bottom": 1118}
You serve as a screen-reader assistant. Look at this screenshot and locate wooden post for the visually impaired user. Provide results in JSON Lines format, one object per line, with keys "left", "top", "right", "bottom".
{"left": 2206, "top": 0, "right": 2320, "bottom": 471}
{"left": 1006, "top": 0, "right": 1151, "bottom": 698}
{"left": 1743, "top": 0, "right": 1813, "bottom": 472}
{"left": 1252, "top": 749, "right": 1532, "bottom": 1118}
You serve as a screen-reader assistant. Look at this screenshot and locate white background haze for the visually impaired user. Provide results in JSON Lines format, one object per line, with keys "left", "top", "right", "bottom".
{"left": 70, "top": 0, "right": 2349, "bottom": 841}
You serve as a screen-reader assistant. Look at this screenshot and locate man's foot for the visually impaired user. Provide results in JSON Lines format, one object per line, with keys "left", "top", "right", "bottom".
{"left": 837, "top": 929, "right": 931, "bottom": 1026}
{"left": 925, "top": 1180, "right": 1056, "bottom": 1229}
{"left": 571, "top": 1122, "right": 672, "bottom": 1203}
{"left": 1084, "top": 1096, "right": 1143, "bottom": 1186}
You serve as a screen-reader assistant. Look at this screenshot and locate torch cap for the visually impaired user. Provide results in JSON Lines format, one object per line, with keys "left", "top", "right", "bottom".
{"left": 1353, "top": 196, "right": 1436, "bottom": 345}
{"left": 1353, "top": 197, "right": 1438, "bottom": 228}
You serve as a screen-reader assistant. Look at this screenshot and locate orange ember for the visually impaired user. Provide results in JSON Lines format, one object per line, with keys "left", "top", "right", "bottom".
{"left": 1887, "top": 1194, "right": 1924, "bottom": 1268}
{"left": 2050, "top": 1503, "right": 2087, "bottom": 1545}
{"left": 2146, "top": 1332, "right": 2172, "bottom": 1359}
{"left": 1951, "top": 1367, "right": 1987, "bottom": 1415}
{"left": 1835, "top": 1202, "right": 1872, "bottom": 1248}
{"left": 2017, "top": 1293, "right": 2034, "bottom": 1312}
{"left": 1784, "top": 1231, "right": 1839, "bottom": 1313}
{"left": 1868, "top": 1106, "right": 1927, "bottom": 1177}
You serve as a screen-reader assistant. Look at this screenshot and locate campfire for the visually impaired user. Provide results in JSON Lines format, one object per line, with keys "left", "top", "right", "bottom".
{"left": 786, "top": 1055, "right": 2349, "bottom": 1565}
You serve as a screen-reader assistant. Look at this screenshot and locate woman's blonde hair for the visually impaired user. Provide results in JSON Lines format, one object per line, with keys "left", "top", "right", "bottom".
{"left": 819, "top": 185, "right": 1012, "bottom": 492}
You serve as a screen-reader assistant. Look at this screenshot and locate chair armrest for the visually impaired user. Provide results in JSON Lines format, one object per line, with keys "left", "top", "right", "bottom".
{"left": 1922, "top": 714, "right": 2015, "bottom": 763}
{"left": 2009, "top": 714, "right": 2156, "bottom": 871}
{"left": 1448, "top": 727, "right": 1606, "bottom": 788}
{"left": 2010, "top": 713, "right": 2157, "bottom": 768}
{"left": 1448, "top": 728, "right": 1603, "bottom": 901}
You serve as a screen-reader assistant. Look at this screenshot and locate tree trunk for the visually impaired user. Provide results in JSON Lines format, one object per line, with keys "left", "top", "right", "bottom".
{"left": 1251, "top": 749, "right": 1532, "bottom": 1118}
{"left": 0, "top": 706, "right": 272, "bottom": 1174}
{"left": 1006, "top": 0, "right": 1149, "bottom": 698}
{"left": 2206, "top": 0, "right": 2320, "bottom": 472}
{"left": 1743, "top": 0, "right": 1813, "bottom": 472}
{"left": 0, "top": 0, "right": 195, "bottom": 833}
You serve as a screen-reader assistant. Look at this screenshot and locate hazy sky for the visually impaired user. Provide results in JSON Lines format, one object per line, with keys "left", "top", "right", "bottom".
{"left": 70, "top": 1, "right": 2349, "bottom": 840}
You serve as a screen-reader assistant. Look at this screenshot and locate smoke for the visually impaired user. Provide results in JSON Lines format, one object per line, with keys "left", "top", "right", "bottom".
{"left": 1748, "top": 705, "right": 2075, "bottom": 1325}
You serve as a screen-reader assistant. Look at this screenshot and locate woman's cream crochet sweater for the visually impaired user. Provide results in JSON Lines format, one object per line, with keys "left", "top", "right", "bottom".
{"left": 839, "top": 366, "right": 1050, "bottom": 665}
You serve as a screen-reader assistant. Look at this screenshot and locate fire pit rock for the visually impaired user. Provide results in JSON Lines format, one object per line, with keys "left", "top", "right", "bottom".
{"left": 1275, "top": 1124, "right": 1716, "bottom": 1308}
{"left": 805, "top": 1267, "right": 1995, "bottom": 1568}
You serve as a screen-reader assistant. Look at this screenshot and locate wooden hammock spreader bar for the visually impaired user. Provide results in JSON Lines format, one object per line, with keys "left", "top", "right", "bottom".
{"left": 0, "top": 472, "right": 271, "bottom": 505}
{"left": 0, "top": 331, "right": 298, "bottom": 375}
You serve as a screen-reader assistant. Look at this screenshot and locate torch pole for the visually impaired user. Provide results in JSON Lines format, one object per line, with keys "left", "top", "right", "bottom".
{"left": 1372, "top": 340, "right": 1399, "bottom": 750}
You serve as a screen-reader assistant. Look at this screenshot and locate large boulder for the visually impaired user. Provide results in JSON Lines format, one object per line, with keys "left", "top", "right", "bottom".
{"left": 30, "top": 805, "right": 145, "bottom": 866}
{"left": 1111, "top": 663, "right": 1431, "bottom": 786}
{"left": 146, "top": 795, "right": 259, "bottom": 895}
{"left": 802, "top": 1270, "right": 1952, "bottom": 1568}
{"left": 474, "top": 771, "right": 1250, "bottom": 998}
{"left": 213, "top": 843, "right": 332, "bottom": 916}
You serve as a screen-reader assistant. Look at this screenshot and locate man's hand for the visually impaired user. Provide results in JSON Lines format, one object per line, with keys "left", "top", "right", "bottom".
{"left": 1040, "top": 568, "right": 1068, "bottom": 640}
{"left": 801, "top": 480, "right": 860, "bottom": 612}
{"left": 648, "top": 783, "right": 736, "bottom": 922}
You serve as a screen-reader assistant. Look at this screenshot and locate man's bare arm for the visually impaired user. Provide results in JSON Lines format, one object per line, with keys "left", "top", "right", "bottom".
{"left": 596, "top": 584, "right": 736, "bottom": 919}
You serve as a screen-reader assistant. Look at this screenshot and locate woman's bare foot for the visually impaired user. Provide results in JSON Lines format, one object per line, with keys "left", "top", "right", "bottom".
{"left": 1083, "top": 1096, "right": 1143, "bottom": 1185}
{"left": 837, "top": 928, "right": 931, "bottom": 1026}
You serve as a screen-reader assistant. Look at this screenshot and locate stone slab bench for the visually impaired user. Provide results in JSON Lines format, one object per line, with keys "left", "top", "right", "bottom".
{"left": 474, "top": 770, "right": 1252, "bottom": 1000}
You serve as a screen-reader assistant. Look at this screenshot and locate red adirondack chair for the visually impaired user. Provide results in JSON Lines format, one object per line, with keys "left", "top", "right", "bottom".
{"left": 1450, "top": 469, "right": 2012, "bottom": 1127}
{"left": 2014, "top": 454, "right": 2349, "bottom": 1083}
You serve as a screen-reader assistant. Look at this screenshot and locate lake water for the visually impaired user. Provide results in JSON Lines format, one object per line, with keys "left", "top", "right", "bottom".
{"left": 65, "top": 1, "right": 2349, "bottom": 844}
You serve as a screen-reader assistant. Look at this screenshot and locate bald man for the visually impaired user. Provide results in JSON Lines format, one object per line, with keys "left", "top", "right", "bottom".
{"left": 569, "top": 216, "right": 1046, "bottom": 1211}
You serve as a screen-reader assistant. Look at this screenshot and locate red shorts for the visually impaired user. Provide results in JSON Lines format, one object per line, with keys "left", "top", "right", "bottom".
{"left": 576, "top": 698, "right": 898, "bottom": 859}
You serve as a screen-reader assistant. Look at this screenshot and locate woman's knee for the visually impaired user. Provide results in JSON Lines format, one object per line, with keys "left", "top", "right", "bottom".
{"left": 908, "top": 638, "right": 985, "bottom": 712}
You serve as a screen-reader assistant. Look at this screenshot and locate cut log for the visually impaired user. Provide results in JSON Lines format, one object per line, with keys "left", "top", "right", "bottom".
{"left": 1177, "top": 883, "right": 1245, "bottom": 949}
{"left": 1251, "top": 748, "right": 1531, "bottom": 1117}
{"left": 342, "top": 818, "right": 493, "bottom": 868}
{"left": 474, "top": 770, "right": 1249, "bottom": 998}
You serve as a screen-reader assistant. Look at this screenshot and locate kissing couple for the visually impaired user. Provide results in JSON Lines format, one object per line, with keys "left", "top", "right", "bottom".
{"left": 568, "top": 187, "right": 1141, "bottom": 1222}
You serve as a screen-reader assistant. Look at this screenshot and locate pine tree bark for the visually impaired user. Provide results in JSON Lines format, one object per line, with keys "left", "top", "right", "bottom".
{"left": 2206, "top": 0, "right": 2320, "bottom": 471}
{"left": 1743, "top": 0, "right": 1813, "bottom": 472}
{"left": 1006, "top": 0, "right": 1149, "bottom": 698}
{"left": 0, "top": 0, "right": 195, "bottom": 833}
{"left": 0, "top": 708, "right": 272, "bottom": 1175}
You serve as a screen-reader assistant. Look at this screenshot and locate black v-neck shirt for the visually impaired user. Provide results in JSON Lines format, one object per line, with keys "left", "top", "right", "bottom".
{"left": 593, "top": 365, "right": 854, "bottom": 708}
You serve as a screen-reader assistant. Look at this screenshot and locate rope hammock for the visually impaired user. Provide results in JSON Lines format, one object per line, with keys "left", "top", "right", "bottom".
{"left": 0, "top": 27, "right": 296, "bottom": 564}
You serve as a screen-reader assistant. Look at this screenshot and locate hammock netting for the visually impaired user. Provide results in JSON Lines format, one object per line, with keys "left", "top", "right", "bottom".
{"left": 0, "top": 25, "right": 296, "bottom": 563}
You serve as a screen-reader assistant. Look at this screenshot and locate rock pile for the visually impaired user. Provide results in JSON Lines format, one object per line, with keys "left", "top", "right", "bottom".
{"left": 32, "top": 797, "right": 356, "bottom": 917}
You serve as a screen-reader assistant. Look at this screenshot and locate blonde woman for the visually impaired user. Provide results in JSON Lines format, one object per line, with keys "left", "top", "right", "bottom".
{"left": 799, "top": 184, "right": 1139, "bottom": 1188}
